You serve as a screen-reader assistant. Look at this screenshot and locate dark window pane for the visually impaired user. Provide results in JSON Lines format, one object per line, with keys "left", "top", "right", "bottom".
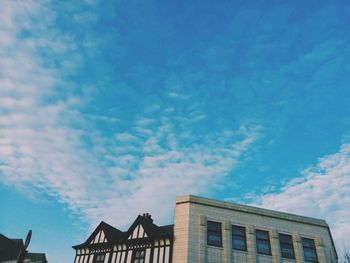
{"left": 208, "top": 221, "right": 221, "bottom": 231}
{"left": 256, "top": 229, "right": 269, "bottom": 240}
{"left": 304, "top": 248, "right": 318, "bottom": 261}
{"left": 207, "top": 221, "right": 222, "bottom": 247}
{"left": 256, "top": 230, "right": 271, "bottom": 255}
{"left": 302, "top": 238, "right": 316, "bottom": 248}
{"left": 93, "top": 254, "right": 105, "bottom": 263}
{"left": 133, "top": 249, "right": 145, "bottom": 263}
{"left": 208, "top": 231, "right": 222, "bottom": 246}
{"left": 281, "top": 246, "right": 294, "bottom": 258}
{"left": 233, "top": 237, "right": 246, "bottom": 250}
{"left": 208, "top": 232, "right": 221, "bottom": 242}
{"left": 232, "top": 225, "right": 245, "bottom": 236}
{"left": 279, "top": 233, "right": 295, "bottom": 259}
{"left": 232, "top": 225, "right": 247, "bottom": 251}
{"left": 279, "top": 234, "right": 292, "bottom": 243}
{"left": 302, "top": 238, "right": 318, "bottom": 262}
{"left": 257, "top": 240, "right": 270, "bottom": 254}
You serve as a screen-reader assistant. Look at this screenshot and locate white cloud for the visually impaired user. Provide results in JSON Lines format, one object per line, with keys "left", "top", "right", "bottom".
{"left": 254, "top": 141, "right": 350, "bottom": 256}
{"left": 114, "top": 132, "right": 140, "bottom": 143}
{"left": 87, "top": 119, "right": 260, "bottom": 228}
{"left": 168, "top": 91, "right": 190, "bottom": 100}
{"left": 3, "top": 2, "right": 347, "bottom": 261}
{"left": 0, "top": 0, "right": 260, "bottom": 241}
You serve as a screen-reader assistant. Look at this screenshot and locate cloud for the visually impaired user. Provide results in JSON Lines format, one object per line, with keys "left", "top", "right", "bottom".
{"left": 254, "top": 140, "right": 350, "bottom": 255}
{"left": 0, "top": 0, "right": 260, "bottom": 235}
{"left": 168, "top": 91, "right": 190, "bottom": 100}
{"left": 1, "top": 1, "right": 348, "bottom": 262}
{"left": 74, "top": 115, "right": 261, "bottom": 229}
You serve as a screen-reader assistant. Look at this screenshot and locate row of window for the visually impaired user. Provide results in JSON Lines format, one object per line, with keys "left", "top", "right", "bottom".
{"left": 93, "top": 250, "right": 145, "bottom": 263}
{"left": 207, "top": 221, "right": 318, "bottom": 262}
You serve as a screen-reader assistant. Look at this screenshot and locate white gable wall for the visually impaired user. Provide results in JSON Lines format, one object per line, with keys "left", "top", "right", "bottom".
{"left": 128, "top": 224, "right": 148, "bottom": 239}
{"left": 91, "top": 230, "right": 107, "bottom": 244}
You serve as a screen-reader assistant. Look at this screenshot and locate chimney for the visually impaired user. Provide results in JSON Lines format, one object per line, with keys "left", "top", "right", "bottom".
{"left": 142, "top": 213, "right": 153, "bottom": 222}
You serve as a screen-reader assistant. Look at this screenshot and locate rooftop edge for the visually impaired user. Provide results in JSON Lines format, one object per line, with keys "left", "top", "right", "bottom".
{"left": 176, "top": 195, "right": 328, "bottom": 227}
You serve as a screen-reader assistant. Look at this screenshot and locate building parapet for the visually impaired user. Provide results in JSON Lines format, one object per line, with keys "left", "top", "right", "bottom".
{"left": 176, "top": 195, "right": 328, "bottom": 228}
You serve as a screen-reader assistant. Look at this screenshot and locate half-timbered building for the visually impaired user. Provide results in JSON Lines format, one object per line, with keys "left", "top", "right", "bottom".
{"left": 73, "top": 195, "right": 338, "bottom": 263}
{"left": 72, "top": 213, "right": 173, "bottom": 263}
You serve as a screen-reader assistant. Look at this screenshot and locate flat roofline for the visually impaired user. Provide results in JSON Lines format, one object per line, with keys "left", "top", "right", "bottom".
{"left": 176, "top": 195, "right": 328, "bottom": 228}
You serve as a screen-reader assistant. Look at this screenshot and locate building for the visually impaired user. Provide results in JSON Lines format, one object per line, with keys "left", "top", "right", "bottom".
{"left": 173, "top": 195, "right": 338, "bottom": 263}
{"left": 73, "top": 195, "right": 338, "bottom": 263}
{"left": 0, "top": 234, "right": 47, "bottom": 263}
{"left": 73, "top": 213, "right": 173, "bottom": 263}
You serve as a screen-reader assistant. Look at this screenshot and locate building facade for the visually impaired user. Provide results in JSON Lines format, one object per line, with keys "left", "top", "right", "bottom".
{"left": 73, "top": 213, "right": 173, "bottom": 263}
{"left": 173, "top": 195, "right": 338, "bottom": 263}
{"left": 73, "top": 195, "right": 338, "bottom": 263}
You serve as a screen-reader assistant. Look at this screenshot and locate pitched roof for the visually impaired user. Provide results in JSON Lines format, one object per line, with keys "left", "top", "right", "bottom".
{"left": 73, "top": 221, "right": 124, "bottom": 249}
{"left": 100, "top": 221, "right": 125, "bottom": 242}
{"left": 0, "top": 234, "right": 24, "bottom": 261}
{"left": 73, "top": 214, "right": 173, "bottom": 249}
{"left": 125, "top": 215, "right": 173, "bottom": 240}
{"left": 158, "top": 225, "right": 174, "bottom": 238}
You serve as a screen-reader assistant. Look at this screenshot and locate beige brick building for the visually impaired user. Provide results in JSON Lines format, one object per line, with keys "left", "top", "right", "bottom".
{"left": 73, "top": 195, "right": 338, "bottom": 263}
{"left": 173, "top": 195, "right": 338, "bottom": 263}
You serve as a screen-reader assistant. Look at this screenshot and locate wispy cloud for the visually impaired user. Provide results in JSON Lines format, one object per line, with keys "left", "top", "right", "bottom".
{"left": 168, "top": 91, "right": 190, "bottom": 100}
{"left": 3, "top": 1, "right": 348, "bottom": 262}
{"left": 0, "top": 1, "right": 93, "bottom": 206}
{"left": 94, "top": 119, "right": 260, "bottom": 226}
{"left": 0, "top": 0, "right": 259, "bottom": 235}
{"left": 253, "top": 140, "right": 350, "bottom": 255}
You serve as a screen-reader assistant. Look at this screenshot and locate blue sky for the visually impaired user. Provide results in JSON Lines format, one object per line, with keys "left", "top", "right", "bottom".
{"left": 0, "top": 1, "right": 349, "bottom": 262}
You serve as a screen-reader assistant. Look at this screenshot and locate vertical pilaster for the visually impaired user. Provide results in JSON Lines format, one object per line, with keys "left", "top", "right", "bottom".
{"left": 270, "top": 229, "right": 282, "bottom": 263}
{"left": 223, "top": 220, "right": 231, "bottom": 263}
{"left": 172, "top": 200, "right": 191, "bottom": 263}
{"left": 246, "top": 225, "right": 256, "bottom": 263}
{"left": 292, "top": 232, "right": 304, "bottom": 263}
{"left": 315, "top": 237, "right": 326, "bottom": 263}
{"left": 198, "top": 215, "right": 207, "bottom": 263}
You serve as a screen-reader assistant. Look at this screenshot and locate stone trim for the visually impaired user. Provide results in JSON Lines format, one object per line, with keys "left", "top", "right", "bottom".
{"left": 176, "top": 195, "right": 328, "bottom": 227}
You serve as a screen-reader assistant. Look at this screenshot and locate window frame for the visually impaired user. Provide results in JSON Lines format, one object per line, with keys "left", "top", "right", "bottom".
{"left": 93, "top": 253, "right": 105, "bottom": 263}
{"left": 207, "top": 220, "right": 222, "bottom": 247}
{"left": 131, "top": 249, "right": 146, "bottom": 263}
{"left": 302, "top": 237, "right": 318, "bottom": 262}
{"left": 255, "top": 229, "right": 271, "bottom": 255}
{"left": 232, "top": 225, "right": 247, "bottom": 251}
{"left": 279, "top": 233, "right": 295, "bottom": 259}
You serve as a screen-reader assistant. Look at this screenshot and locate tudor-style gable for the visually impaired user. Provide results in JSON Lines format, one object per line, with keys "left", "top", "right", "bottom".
{"left": 72, "top": 213, "right": 174, "bottom": 263}
{"left": 73, "top": 221, "right": 124, "bottom": 249}
{"left": 128, "top": 223, "right": 147, "bottom": 240}
{"left": 91, "top": 229, "right": 107, "bottom": 244}
{"left": 126, "top": 213, "right": 154, "bottom": 240}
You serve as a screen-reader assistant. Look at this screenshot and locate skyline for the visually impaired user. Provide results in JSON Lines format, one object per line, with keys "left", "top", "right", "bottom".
{"left": 0, "top": 1, "right": 350, "bottom": 262}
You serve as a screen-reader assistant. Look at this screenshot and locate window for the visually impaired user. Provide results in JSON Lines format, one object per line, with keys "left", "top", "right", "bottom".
{"left": 256, "top": 229, "right": 271, "bottom": 255}
{"left": 302, "top": 237, "right": 318, "bottom": 262}
{"left": 207, "top": 221, "right": 222, "bottom": 247}
{"left": 132, "top": 249, "right": 145, "bottom": 263}
{"left": 232, "top": 225, "right": 247, "bottom": 251}
{"left": 93, "top": 254, "right": 105, "bottom": 263}
{"left": 279, "top": 233, "right": 295, "bottom": 259}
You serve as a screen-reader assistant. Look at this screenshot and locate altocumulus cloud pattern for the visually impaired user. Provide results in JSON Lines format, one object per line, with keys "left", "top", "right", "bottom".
{"left": 0, "top": 1, "right": 349, "bottom": 262}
